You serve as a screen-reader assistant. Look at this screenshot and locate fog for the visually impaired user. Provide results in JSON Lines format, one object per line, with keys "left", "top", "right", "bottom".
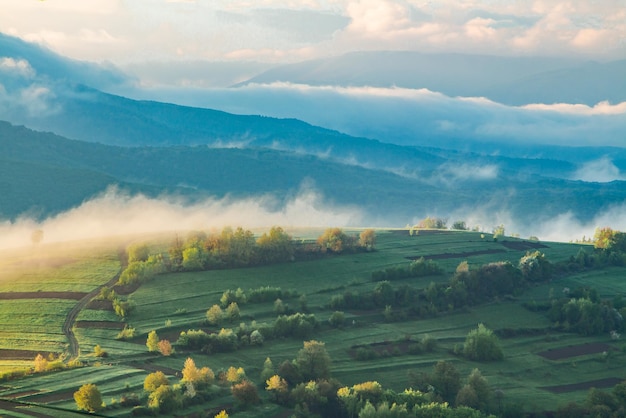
{"left": 0, "top": 187, "right": 364, "bottom": 250}
{"left": 3, "top": 184, "right": 626, "bottom": 251}
{"left": 134, "top": 83, "right": 626, "bottom": 149}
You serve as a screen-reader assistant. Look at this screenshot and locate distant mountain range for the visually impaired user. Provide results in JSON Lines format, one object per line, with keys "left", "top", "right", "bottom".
{"left": 235, "top": 51, "right": 626, "bottom": 106}
{"left": 1, "top": 32, "right": 626, "bottom": 236}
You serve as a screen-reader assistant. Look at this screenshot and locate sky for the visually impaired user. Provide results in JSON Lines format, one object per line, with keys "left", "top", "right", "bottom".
{"left": 1, "top": 0, "right": 625, "bottom": 66}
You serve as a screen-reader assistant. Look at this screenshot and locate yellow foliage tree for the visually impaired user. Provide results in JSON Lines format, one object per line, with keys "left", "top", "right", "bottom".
{"left": 73, "top": 383, "right": 103, "bottom": 413}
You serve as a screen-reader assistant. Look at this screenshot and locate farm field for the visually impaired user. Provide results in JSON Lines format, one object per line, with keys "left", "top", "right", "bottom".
{"left": 0, "top": 228, "right": 624, "bottom": 417}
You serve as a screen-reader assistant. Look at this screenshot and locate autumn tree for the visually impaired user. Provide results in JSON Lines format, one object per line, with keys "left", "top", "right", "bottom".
{"left": 317, "top": 228, "right": 356, "bottom": 253}
{"left": 146, "top": 330, "right": 159, "bottom": 352}
{"left": 266, "top": 374, "right": 289, "bottom": 404}
{"left": 33, "top": 353, "right": 48, "bottom": 372}
{"left": 296, "top": 340, "right": 331, "bottom": 381}
{"left": 158, "top": 339, "right": 173, "bottom": 356}
{"left": 181, "top": 357, "right": 201, "bottom": 384}
{"left": 225, "top": 366, "right": 246, "bottom": 384}
{"left": 231, "top": 379, "right": 260, "bottom": 405}
{"left": 74, "top": 383, "right": 103, "bottom": 413}
{"left": 257, "top": 226, "right": 295, "bottom": 263}
{"left": 358, "top": 229, "right": 376, "bottom": 251}
{"left": 144, "top": 371, "right": 169, "bottom": 392}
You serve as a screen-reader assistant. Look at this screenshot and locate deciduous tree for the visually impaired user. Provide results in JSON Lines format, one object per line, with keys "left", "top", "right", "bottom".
{"left": 296, "top": 340, "right": 331, "bottom": 381}
{"left": 74, "top": 383, "right": 103, "bottom": 413}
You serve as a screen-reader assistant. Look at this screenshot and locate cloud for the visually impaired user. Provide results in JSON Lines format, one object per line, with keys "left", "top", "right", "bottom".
{"left": 0, "top": 57, "right": 35, "bottom": 77}
{"left": 523, "top": 101, "right": 626, "bottom": 116}
{"left": 0, "top": 186, "right": 364, "bottom": 250}
{"left": 2, "top": 0, "right": 624, "bottom": 66}
{"left": 133, "top": 82, "right": 626, "bottom": 149}
{"left": 572, "top": 157, "right": 625, "bottom": 183}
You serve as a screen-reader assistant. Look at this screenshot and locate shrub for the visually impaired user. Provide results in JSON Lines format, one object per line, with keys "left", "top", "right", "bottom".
{"left": 463, "top": 323, "right": 504, "bottom": 361}
{"left": 116, "top": 326, "right": 136, "bottom": 340}
{"left": 329, "top": 311, "right": 346, "bottom": 328}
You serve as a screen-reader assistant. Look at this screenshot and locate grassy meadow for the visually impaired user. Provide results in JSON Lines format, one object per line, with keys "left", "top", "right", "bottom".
{"left": 0, "top": 228, "right": 624, "bottom": 417}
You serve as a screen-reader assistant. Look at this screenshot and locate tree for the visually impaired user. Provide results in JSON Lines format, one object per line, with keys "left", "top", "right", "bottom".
{"left": 492, "top": 224, "right": 505, "bottom": 240}
{"left": 431, "top": 361, "right": 462, "bottom": 403}
{"left": 359, "top": 229, "right": 376, "bottom": 251}
{"left": 33, "top": 353, "right": 48, "bottom": 372}
{"left": 146, "top": 330, "right": 159, "bottom": 352}
{"left": 296, "top": 340, "right": 331, "bottom": 381}
{"left": 158, "top": 339, "right": 173, "bottom": 356}
{"left": 231, "top": 379, "right": 260, "bottom": 405}
{"left": 127, "top": 243, "right": 150, "bottom": 263}
{"left": 206, "top": 304, "right": 224, "bottom": 325}
{"left": 74, "top": 383, "right": 103, "bottom": 413}
{"left": 144, "top": 371, "right": 169, "bottom": 392}
{"left": 215, "top": 411, "right": 229, "bottom": 418}
{"left": 181, "top": 357, "right": 201, "bottom": 383}
{"left": 463, "top": 324, "right": 504, "bottom": 361}
{"left": 317, "top": 228, "right": 356, "bottom": 253}
{"left": 225, "top": 366, "right": 246, "bottom": 384}
{"left": 226, "top": 302, "right": 240, "bottom": 321}
{"left": 257, "top": 226, "right": 295, "bottom": 263}
{"left": 182, "top": 246, "right": 206, "bottom": 271}
{"left": 148, "top": 384, "right": 181, "bottom": 413}
{"left": 266, "top": 374, "right": 289, "bottom": 403}
{"left": 260, "top": 357, "right": 275, "bottom": 382}
{"left": 452, "top": 221, "right": 468, "bottom": 230}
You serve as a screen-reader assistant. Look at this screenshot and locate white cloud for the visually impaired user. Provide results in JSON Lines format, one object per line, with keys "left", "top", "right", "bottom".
{"left": 523, "top": 101, "right": 626, "bottom": 115}
{"left": 1, "top": 0, "right": 624, "bottom": 65}
{"left": 572, "top": 157, "right": 625, "bottom": 183}
{"left": 0, "top": 57, "right": 35, "bottom": 77}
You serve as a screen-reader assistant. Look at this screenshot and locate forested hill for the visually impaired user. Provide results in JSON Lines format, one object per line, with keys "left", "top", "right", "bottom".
{"left": 2, "top": 120, "right": 626, "bottom": 227}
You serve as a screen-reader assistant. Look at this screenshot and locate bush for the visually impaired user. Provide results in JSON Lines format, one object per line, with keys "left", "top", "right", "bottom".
{"left": 463, "top": 323, "right": 504, "bottom": 361}
{"left": 329, "top": 311, "right": 346, "bottom": 328}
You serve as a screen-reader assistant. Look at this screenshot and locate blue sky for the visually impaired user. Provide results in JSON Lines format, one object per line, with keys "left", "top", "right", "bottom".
{"left": 1, "top": 0, "right": 624, "bottom": 65}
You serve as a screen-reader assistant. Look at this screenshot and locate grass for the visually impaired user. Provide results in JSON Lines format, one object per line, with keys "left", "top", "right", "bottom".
{"left": 0, "top": 229, "right": 623, "bottom": 417}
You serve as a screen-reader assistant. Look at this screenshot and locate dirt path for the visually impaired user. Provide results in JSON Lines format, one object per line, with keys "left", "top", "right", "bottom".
{"left": 62, "top": 249, "right": 127, "bottom": 360}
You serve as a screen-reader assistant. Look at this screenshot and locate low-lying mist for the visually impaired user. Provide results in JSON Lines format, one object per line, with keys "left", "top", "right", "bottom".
{"left": 0, "top": 187, "right": 364, "bottom": 250}
{"left": 3, "top": 186, "right": 626, "bottom": 250}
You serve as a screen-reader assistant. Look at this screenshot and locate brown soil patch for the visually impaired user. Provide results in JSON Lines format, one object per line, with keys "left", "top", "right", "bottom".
{"left": 28, "top": 390, "right": 74, "bottom": 403}
{"left": 0, "top": 399, "right": 52, "bottom": 418}
{"left": 74, "top": 320, "right": 125, "bottom": 329}
{"left": 500, "top": 240, "right": 548, "bottom": 251}
{"left": 408, "top": 248, "right": 506, "bottom": 261}
{"left": 85, "top": 299, "right": 113, "bottom": 310}
{"left": 129, "top": 361, "right": 180, "bottom": 377}
{"left": 538, "top": 343, "right": 614, "bottom": 360}
{"left": 541, "top": 377, "right": 623, "bottom": 394}
{"left": 348, "top": 341, "right": 412, "bottom": 359}
{"left": 0, "top": 349, "right": 56, "bottom": 360}
{"left": 5, "top": 390, "right": 41, "bottom": 398}
{"left": 0, "top": 292, "right": 87, "bottom": 300}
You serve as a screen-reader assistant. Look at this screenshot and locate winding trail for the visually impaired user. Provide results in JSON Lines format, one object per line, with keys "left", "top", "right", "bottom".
{"left": 62, "top": 249, "right": 127, "bottom": 359}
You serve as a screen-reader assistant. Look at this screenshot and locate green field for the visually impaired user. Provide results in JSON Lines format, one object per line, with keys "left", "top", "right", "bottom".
{"left": 0, "top": 229, "right": 623, "bottom": 417}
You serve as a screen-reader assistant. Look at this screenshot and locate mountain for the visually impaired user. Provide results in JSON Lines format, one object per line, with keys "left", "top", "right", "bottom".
{"left": 2, "top": 120, "right": 626, "bottom": 234}
{"left": 0, "top": 33, "right": 130, "bottom": 92}
{"left": 235, "top": 51, "right": 626, "bottom": 106}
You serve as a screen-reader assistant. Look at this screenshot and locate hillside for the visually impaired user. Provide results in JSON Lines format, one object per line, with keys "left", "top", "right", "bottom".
{"left": 2, "top": 121, "right": 626, "bottom": 234}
